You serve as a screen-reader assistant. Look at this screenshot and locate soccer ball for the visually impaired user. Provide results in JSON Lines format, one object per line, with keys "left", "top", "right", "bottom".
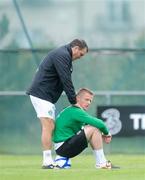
{"left": 54, "top": 155, "right": 71, "bottom": 169}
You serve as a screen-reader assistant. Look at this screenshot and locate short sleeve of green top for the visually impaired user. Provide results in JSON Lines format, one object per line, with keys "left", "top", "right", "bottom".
{"left": 53, "top": 106, "right": 109, "bottom": 143}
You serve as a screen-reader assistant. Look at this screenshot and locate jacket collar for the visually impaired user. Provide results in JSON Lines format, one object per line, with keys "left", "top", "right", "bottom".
{"left": 66, "top": 44, "right": 72, "bottom": 58}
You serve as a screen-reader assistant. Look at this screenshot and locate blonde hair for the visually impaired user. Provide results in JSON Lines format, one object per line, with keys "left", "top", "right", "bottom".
{"left": 77, "top": 88, "right": 94, "bottom": 96}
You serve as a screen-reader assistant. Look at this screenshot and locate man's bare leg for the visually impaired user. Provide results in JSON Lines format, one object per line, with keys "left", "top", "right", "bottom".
{"left": 40, "top": 117, "right": 54, "bottom": 166}
{"left": 84, "top": 126, "right": 107, "bottom": 166}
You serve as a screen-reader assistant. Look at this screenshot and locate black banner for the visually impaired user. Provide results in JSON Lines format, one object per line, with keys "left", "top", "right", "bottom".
{"left": 97, "top": 106, "right": 145, "bottom": 136}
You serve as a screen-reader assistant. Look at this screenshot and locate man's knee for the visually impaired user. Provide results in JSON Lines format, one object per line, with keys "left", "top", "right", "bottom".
{"left": 84, "top": 126, "right": 101, "bottom": 139}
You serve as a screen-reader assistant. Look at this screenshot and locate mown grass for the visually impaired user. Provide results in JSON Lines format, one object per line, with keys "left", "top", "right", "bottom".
{"left": 0, "top": 154, "right": 145, "bottom": 180}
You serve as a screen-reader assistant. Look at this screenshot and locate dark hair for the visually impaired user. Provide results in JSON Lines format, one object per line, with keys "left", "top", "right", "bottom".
{"left": 77, "top": 88, "right": 94, "bottom": 96}
{"left": 70, "top": 39, "right": 88, "bottom": 52}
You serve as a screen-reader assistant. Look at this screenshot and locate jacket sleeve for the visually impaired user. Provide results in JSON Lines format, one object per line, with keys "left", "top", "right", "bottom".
{"left": 53, "top": 54, "right": 76, "bottom": 104}
{"left": 75, "top": 109, "right": 109, "bottom": 135}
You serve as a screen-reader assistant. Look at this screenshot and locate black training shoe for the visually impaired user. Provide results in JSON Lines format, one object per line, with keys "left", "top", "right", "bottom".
{"left": 108, "top": 160, "right": 120, "bottom": 169}
{"left": 54, "top": 165, "right": 63, "bottom": 169}
{"left": 42, "top": 164, "right": 54, "bottom": 169}
{"left": 111, "top": 164, "right": 120, "bottom": 169}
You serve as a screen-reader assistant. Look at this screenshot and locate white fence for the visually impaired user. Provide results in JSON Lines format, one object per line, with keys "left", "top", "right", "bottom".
{"left": 1, "top": 91, "right": 145, "bottom": 105}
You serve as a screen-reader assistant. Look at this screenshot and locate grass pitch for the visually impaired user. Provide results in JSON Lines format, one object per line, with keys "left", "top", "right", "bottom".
{"left": 0, "top": 154, "right": 145, "bottom": 180}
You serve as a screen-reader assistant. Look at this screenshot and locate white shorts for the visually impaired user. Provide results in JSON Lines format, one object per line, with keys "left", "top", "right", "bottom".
{"left": 30, "top": 95, "right": 56, "bottom": 119}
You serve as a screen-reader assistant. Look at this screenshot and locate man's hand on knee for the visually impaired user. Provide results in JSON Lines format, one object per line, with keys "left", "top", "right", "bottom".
{"left": 102, "top": 133, "right": 112, "bottom": 144}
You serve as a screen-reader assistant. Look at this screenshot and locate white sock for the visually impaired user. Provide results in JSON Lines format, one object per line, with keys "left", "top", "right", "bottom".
{"left": 43, "top": 150, "right": 54, "bottom": 166}
{"left": 94, "top": 149, "right": 107, "bottom": 165}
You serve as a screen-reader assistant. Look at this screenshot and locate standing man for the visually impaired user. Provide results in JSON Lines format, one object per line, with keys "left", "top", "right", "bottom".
{"left": 26, "top": 39, "right": 88, "bottom": 169}
{"left": 53, "top": 88, "right": 119, "bottom": 169}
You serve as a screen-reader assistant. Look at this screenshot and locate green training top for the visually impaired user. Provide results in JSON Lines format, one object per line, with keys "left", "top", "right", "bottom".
{"left": 53, "top": 106, "right": 109, "bottom": 143}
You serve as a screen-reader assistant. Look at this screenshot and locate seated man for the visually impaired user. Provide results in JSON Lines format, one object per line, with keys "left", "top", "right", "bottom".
{"left": 53, "top": 88, "right": 118, "bottom": 169}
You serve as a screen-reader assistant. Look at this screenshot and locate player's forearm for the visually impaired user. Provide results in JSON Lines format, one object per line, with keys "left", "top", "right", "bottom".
{"left": 93, "top": 119, "right": 109, "bottom": 135}
{"left": 82, "top": 115, "right": 109, "bottom": 135}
